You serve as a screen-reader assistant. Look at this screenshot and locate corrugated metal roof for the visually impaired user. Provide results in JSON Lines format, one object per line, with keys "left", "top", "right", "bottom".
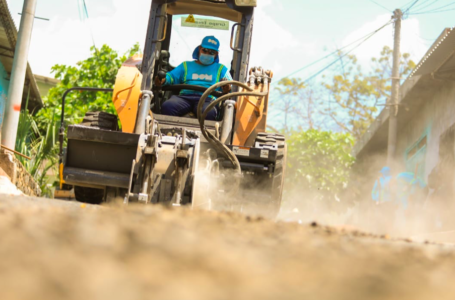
{"left": 411, "top": 27, "right": 455, "bottom": 77}
{"left": 0, "top": 0, "right": 42, "bottom": 112}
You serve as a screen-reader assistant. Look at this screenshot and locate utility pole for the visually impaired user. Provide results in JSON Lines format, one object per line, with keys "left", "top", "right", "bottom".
{"left": 1, "top": 0, "right": 37, "bottom": 149}
{"left": 387, "top": 9, "right": 402, "bottom": 166}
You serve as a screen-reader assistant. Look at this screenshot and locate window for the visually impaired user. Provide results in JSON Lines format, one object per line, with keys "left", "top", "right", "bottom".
{"left": 405, "top": 135, "right": 427, "bottom": 179}
{"left": 168, "top": 14, "right": 236, "bottom": 69}
{"left": 407, "top": 136, "right": 427, "bottom": 159}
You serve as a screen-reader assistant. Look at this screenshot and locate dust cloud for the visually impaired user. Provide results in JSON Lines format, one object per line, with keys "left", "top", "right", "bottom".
{"left": 278, "top": 153, "right": 455, "bottom": 244}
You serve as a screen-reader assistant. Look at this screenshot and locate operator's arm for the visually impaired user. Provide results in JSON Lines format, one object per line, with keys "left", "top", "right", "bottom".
{"left": 218, "top": 66, "right": 232, "bottom": 93}
{"left": 164, "top": 62, "right": 186, "bottom": 86}
{"left": 154, "top": 63, "right": 186, "bottom": 87}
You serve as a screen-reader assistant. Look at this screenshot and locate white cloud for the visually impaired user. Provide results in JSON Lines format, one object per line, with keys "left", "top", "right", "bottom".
{"left": 24, "top": 0, "right": 148, "bottom": 77}
{"left": 22, "top": 0, "right": 304, "bottom": 82}
{"left": 248, "top": 0, "right": 300, "bottom": 74}
{"left": 24, "top": 0, "right": 296, "bottom": 79}
{"left": 341, "top": 14, "right": 428, "bottom": 67}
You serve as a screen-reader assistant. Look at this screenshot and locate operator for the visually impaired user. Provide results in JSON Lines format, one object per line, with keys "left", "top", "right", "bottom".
{"left": 371, "top": 166, "right": 393, "bottom": 203}
{"left": 154, "top": 36, "right": 232, "bottom": 120}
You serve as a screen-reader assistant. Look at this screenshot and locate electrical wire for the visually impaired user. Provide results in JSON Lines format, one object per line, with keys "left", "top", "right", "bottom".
{"left": 300, "top": 20, "right": 393, "bottom": 84}
{"left": 77, "top": 0, "right": 96, "bottom": 48}
{"left": 405, "top": 0, "right": 439, "bottom": 12}
{"left": 273, "top": 19, "right": 393, "bottom": 86}
{"left": 403, "top": 0, "right": 421, "bottom": 12}
{"left": 409, "top": 0, "right": 455, "bottom": 14}
{"left": 271, "top": 20, "right": 394, "bottom": 85}
{"left": 76, "top": 0, "right": 83, "bottom": 23}
{"left": 410, "top": 7, "right": 455, "bottom": 14}
{"left": 401, "top": 0, "right": 421, "bottom": 18}
{"left": 400, "top": 0, "right": 420, "bottom": 9}
{"left": 368, "top": 0, "right": 393, "bottom": 12}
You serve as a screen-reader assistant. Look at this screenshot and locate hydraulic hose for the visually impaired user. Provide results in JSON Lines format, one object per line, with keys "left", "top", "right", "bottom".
{"left": 197, "top": 81, "right": 268, "bottom": 174}
{"left": 200, "top": 91, "right": 267, "bottom": 121}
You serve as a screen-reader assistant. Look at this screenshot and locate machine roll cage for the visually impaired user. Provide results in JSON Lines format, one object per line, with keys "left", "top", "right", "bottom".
{"left": 141, "top": 0, "right": 255, "bottom": 97}
{"left": 59, "top": 0, "right": 255, "bottom": 161}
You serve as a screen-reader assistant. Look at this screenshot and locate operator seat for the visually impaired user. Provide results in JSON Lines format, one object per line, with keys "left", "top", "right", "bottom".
{"left": 158, "top": 50, "right": 175, "bottom": 73}
{"left": 154, "top": 50, "right": 176, "bottom": 114}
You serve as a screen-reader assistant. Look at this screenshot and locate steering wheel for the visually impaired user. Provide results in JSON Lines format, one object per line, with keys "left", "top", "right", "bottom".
{"left": 161, "top": 84, "right": 224, "bottom": 98}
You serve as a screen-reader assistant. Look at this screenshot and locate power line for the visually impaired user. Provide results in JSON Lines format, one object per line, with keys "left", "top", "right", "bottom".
{"left": 400, "top": 0, "right": 420, "bottom": 9}
{"left": 410, "top": 7, "right": 455, "bottom": 14}
{"left": 271, "top": 20, "right": 394, "bottom": 85}
{"left": 301, "top": 21, "right": 392, "bottom": 84}
{"left": 272, "top": 20, "right": 393, "bottom": 86}
{"left": 406, "top": 0, "right": 439, "bottom": 12}
{"left": 76, "top": 0, "right": 83, "bottom": 22}
{"left": 368, "top": 0, "right": 394, "bottom": 12}
{"left": 401, "top": 0, "right": 422, "bottom": 17}
{"left": 18, "top": 13, "right": 49, "bottom": 21}
{"left": 77, "top": 0, "right": 96, "bottom": 48}
{"left": 368, "top": 0, "right": 393, "bottom": 12}
{"left": 404, "top": 0, "right": 421, "bottom": 12}
{"left": 409, "top": 0, "right": 455, "bottom": 13}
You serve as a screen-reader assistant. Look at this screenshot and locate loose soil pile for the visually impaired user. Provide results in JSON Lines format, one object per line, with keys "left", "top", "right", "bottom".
{"left": 1, "top": 195, "right": 455, "bottom": 300}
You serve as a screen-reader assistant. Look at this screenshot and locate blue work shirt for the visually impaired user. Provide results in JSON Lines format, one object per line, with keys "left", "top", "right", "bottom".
{"left": 164, "top": 61, "right": 232, "bottom": 97}
{"left": 372, "top": 175, "right": 392, "bottom": 203}
{"left": 396, "top": 172, "right": 427, "bottom": 210}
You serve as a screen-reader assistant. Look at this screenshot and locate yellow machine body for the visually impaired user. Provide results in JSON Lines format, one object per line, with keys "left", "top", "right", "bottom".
{"left": 232, "top": 72, "right": 272, "bottom": 147}
{"left": 112, "top": 55, "right": 143, "bottom": 133}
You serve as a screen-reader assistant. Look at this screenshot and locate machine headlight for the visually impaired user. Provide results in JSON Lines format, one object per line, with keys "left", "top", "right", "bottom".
{"left": 235, "top": 0, "right": 257, "bottom": 7}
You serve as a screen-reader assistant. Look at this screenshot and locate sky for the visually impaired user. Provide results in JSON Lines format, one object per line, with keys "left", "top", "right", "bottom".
{"left": 6, "top": 0, "right": 455, "bottom": 82}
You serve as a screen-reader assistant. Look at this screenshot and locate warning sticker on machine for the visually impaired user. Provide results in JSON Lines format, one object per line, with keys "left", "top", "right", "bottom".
{"left": 233, "top": 146, "right": 250, "bottom": 156}
{"left": 181, "top": 17, "right": 229, "bottom": 30}
{"left": 260, "top": 150, "right": 269, "bottom": 158}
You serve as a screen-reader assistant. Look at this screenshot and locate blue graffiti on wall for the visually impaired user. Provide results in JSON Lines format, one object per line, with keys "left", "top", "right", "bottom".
{"left": 0, "top": 62, "right": 10, "bottom": 131}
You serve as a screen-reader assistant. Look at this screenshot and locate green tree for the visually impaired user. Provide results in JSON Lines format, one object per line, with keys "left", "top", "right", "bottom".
{"left": 34, "top": 44, "right": 140, "bottom": 132}
{"left": 321, "top": 46, "right": 415, "bottom": 139}
{"left": 286, "top": 129, "right": 355, "bottom": 197}
{"left": 274, "top": 46, "right": 415, "bottom": 139}
{"left": 24, "top": 44, "right": 140, "bottom": 193}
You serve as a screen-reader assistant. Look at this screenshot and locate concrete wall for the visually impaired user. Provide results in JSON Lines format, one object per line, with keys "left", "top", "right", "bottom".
{"left": 34, "top": 75, "right": 59, "bottom": 98}
{"left": 396, "top": 81, "right": 455, "bottom": 181}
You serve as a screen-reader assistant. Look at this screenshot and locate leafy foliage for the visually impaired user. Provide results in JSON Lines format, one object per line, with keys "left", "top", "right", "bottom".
{"left": 286, "top": 129, "right": 355, "bottom": 196}
{"left": 274, "top": 46, "right": 416, "bottom": 139}
{"left": 16, "top": 107, "right": 58, "bottom": 196}
{"left": 322, "top": 46, "right": 415, "bottom": 139}
{"left": 18, "top": 44, "right": 140, "bottom": 194}
{"left": 34, "top": 44, "right": 140, "bottom": 132}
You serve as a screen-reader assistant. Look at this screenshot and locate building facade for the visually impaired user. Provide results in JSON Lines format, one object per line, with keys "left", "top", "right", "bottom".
{"left": 353, "top": 28, "right": 455, "bottom": 198}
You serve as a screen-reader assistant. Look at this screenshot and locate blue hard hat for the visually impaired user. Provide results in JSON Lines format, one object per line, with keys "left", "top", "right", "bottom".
{"left": 192, "top": 36, "right": 220, "bottom": 63}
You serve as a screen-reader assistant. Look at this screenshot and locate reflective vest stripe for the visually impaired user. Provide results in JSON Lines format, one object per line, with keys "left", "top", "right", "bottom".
{"left": 166, "top": 73, "right": 173, "bottom": 85}
{"left": 216, "top": 65, "right": 224, "bottom": 82}
{"left": 183, "top": 62, "right": 188, "bottom": 83}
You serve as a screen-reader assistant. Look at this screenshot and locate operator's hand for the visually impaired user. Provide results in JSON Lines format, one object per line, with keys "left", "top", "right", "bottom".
{"left": 154, "top": 76, "right": 166, "bottom": 87}
{"left": 221, "top": 78, "right": 231, "bottom": 93}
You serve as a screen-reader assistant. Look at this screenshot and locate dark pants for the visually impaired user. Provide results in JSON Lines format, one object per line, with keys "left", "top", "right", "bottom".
{"left": 161, "top": 95, "right": 217, "bottom": 120}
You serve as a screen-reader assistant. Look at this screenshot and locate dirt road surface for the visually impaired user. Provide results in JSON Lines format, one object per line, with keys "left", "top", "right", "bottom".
{"left": 1, "top": 195, "right": 455, "bottom": 300}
